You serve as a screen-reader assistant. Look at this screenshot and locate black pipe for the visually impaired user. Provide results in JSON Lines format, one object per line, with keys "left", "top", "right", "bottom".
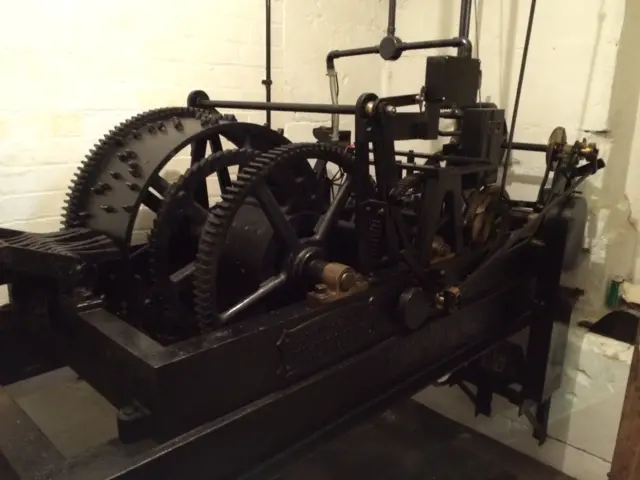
{"left": 500, "top": 0, "right": 537, "bottom": 194}
{"left": 508, "top": 141, "right": 546, "bottom": 152}
{"left": 326, "top": 46, "right": 381, "bottom": 70}
{"left": 458, "top": 0, "right": 473, "bottom": 50}
{"left": 325, "top": 37, "right": 472, "bottom": 70}
{"left": 396, "top": 37, "right": 472, "bottom": 56}
{"left": 388, "top": 0, "right": 397, "bottom": 36}
{"left": 263, "top": 0, "right": 273, "bottom": 127}
{"left": 197, "top": 99, "right": 356, "bottom": 115}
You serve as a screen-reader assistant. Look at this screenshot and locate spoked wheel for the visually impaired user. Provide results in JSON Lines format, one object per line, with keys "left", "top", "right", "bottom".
{"left": 147, "top": 149, "right": 259, "bottom": 337}
{"left": 194, "top": 143, "right": 357, "bottom": 331}
{"left": 61, "top": 108, "right": 307, "bottom": 338}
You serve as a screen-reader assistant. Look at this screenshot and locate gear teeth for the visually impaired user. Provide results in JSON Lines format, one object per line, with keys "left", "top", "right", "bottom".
{"left": 146, "top": 148, "right": 260, "bottom": 332}
{"left": 61, "top": 107, "right": 210, "bottom": 229}
{"left": 193, "top": 142, "right": 355, "bottom": 330}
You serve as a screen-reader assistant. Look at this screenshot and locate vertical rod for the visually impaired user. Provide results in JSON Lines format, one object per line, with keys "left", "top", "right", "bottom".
{"left": 387, "top": 0, "right": 397, "bottom": 36}
{"left": 458, "top": 0, "right": 473, "bottom": 55}
{"left": 263, "top": 0, "right": 273, "bottom": 127}
{"left": 500, "top": 0, "right": 537, "bottom": 195}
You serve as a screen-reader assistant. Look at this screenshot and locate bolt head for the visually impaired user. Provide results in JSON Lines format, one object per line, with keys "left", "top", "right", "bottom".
{"left": 365, "top": 101, "right": 376, "bottom": 116}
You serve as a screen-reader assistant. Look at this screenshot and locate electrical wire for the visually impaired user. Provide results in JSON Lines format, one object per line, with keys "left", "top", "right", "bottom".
{"left": 499, "top": 0, "right": 537, "bottom": 195}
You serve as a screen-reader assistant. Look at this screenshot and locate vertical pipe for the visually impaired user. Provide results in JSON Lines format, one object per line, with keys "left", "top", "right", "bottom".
{"left": 458, "top": 0, "right": 473, "bottom": 41}
{"left": 387, "top": 0, "right": 397, "bottom": 36}
{"left": 264, "top": 0, "right": 272, "bottom": 127}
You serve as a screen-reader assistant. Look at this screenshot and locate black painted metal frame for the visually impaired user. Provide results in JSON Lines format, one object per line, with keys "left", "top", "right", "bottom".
{"left": 0, "top": 216, "right": 572, "bottom": 479}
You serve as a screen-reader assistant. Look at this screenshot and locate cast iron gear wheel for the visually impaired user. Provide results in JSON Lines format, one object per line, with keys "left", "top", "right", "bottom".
{"left": 193, "top": 142, "right": 356, "bottom": 331}
{"left": 464, "top": 184, "right": 511, "bottom": 245}
{"left": 63, "top": 113, "right": 296, "bottom": 248}
{"left": 62, "top": 107, "right": 223, "bottom": 229}
{"left": 147, "top": 148, "right": 259, "bottom": 332}
{"left": 61, "top": 108, "right": 301, "bottom": 336}
{"left": 390, "top": 173, "right": 424, "bottom": 200}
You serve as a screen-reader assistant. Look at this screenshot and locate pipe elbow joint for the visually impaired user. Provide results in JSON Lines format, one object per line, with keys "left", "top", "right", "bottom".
{"left": 457, "top": 37, "right": 473, "bottom": 57}
{"left": 326, "top": 51, "right": 339, "bottom": 70}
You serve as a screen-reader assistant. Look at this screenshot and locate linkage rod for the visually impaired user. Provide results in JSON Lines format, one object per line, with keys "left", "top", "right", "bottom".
{"left": 500, "top": 0, "right": 537, "bottom": 194}
{"left": 384, "top": 141, "right": 547, "bottom": 161}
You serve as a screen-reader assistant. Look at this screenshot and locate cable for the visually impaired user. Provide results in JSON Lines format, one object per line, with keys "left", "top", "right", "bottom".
{"left": 500, "top": 0, "right": 537, "bottom": 195}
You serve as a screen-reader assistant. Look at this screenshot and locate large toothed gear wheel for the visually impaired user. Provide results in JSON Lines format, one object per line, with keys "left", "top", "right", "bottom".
{"left": 63, "top": 112, "right": 295, "bottom": 245}
{"left": 146, "top": 148, "right": 259, "bottom": 333}
{"left": 61, "top": 107, "right": 304, "bottom": 333}
{"left": 193, "top": 143, "right": 356, "bottom": 331}
{"left": 63, "top": 107, "right": 219, "bottom": 229}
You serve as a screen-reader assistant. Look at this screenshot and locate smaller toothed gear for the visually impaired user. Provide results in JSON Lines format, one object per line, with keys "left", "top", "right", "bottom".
{"left": 464, "top": 185, "right": 511, "bottom": 245}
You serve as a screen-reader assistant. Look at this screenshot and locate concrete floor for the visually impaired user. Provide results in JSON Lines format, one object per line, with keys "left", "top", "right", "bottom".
{"left": 4, "top": 367, "right": 117, "bottom": 459}
{"left": 2, "top": 367, "right": 574, "bottom": 479}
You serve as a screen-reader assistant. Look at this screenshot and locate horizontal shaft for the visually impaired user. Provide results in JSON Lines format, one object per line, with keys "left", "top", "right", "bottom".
{"left": 197, "top": 99, "right": 356, "bottom": 115}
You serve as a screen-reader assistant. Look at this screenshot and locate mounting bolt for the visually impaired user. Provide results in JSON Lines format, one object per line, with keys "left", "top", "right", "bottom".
{"left": 313, "top": 284, "right": 329, "bottom": 294}
{"left": 100, "top": 205, "right": 117, "bottom": 213}
{"left": 126, "top": 182, "right": 140, "bottom": 192}
{"left": 122, "top": 204, "right": 135, "bottom": 213}
{"left": 147, "top": 124, "right": 157, "bottom": 134}
{"left": 385, "top": 105, "right": 397, "bottom": 116}
{"left": 125, "top": 149, "right": 137, "bottom": 159}
{"left": 172, "top": 117, "right": 184, "bottom": 131}
{"left": 91, "top": 182, "right": 112, "bottom": 195}
{"left": 109, "top": 171, "right": 123, "bottom": 180}
{"left": 128, "top": 161, "right": 142, "bottom": 178}
{"left": 117, "top": 152, "right": 129, "bottom": 162}
{"left": 365, "top": 101, "right": 376, "bottom": 116}
{"left": 157, "top": 122, "right": 166, "bottom": 132}
{"left": 132, "top": 129, "right": 142, "bottom": 140}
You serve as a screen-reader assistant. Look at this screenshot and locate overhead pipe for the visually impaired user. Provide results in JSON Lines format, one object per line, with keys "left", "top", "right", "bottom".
{"left": 263, "top": 0, "right": 273, "bottom": 127}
